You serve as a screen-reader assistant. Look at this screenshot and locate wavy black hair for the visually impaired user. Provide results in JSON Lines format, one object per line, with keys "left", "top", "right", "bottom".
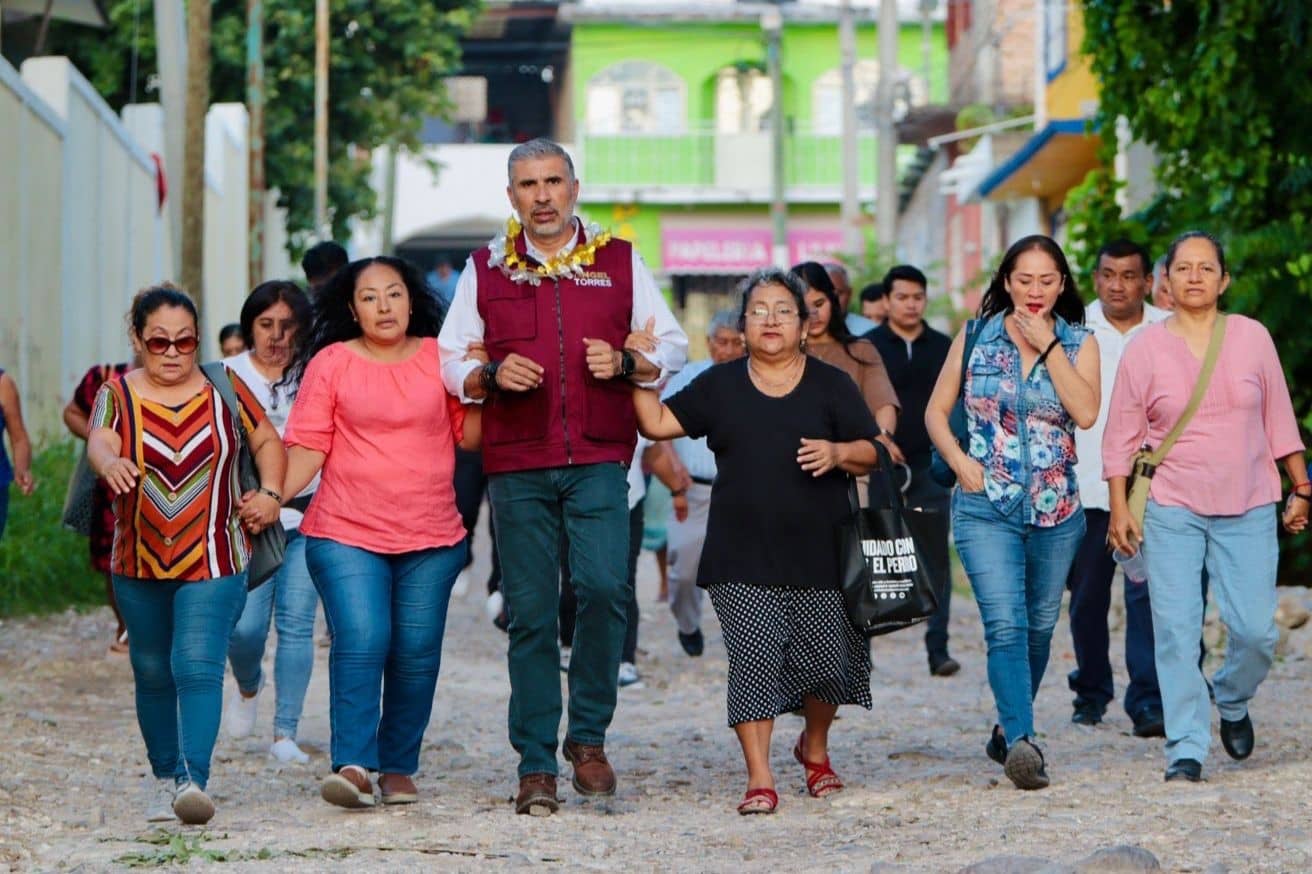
{"left": 281, "top": 255, "right": 444, "bottom": 392}
{"left": 128, "top": 282, "right": 198, "bottom": 337}
{"left": 979, "top": 235, "right": 1085, "bottom": 325}
{"left": 239, "top": 280, "right": 313, "bottom": 349}
{"left": 791, "top": 260, "right": 867, "bottom": 361}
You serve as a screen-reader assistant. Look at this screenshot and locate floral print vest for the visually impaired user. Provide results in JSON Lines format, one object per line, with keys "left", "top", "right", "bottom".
{"left": 963, "top": 313, "right": 1090, "bottom": 527}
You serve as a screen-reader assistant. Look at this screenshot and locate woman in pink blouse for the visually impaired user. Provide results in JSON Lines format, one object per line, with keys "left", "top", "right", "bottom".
{"left": 281, "top": 256, "right": 479, "bottom": 809}
{"left": 1104, "top": 231, "right": 1308, "bottom": 784}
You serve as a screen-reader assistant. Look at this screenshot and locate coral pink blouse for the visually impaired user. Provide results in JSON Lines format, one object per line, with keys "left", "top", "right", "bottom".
{"left": 284, "top": 338, "right": 466, "bottom": 553}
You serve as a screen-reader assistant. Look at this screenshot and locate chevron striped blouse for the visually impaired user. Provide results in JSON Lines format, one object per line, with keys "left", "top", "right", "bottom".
{"left": 90, "top": 368, "right": 267, "bottom": 581}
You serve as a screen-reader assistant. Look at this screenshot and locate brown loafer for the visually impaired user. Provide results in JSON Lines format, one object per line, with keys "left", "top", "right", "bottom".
{"left": 321, "top": 765, "right": 375, "bottom": 809}
{"left": 515, "top": 773, "right": 559, "bottom": 816}
{"left": 562, "top": 738, "right": 616, "bottom": 797}
{"left": 378, "top": 773, "right": 418, "bottom": 805}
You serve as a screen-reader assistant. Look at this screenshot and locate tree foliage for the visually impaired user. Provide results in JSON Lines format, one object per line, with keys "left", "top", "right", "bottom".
{"left": 47, "top": 0, "right": 479, "bottom": 255}
{"left": 1072, "top": 1, "right": 1312, "bottom": 581}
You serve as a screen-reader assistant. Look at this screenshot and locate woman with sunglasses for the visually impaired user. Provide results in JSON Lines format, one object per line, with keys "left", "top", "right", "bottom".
{"left": 633, "top": 268, "right": 880, "bottom": 815}
{"left": 87, "top": 284, "right": 286, "bottom": 825}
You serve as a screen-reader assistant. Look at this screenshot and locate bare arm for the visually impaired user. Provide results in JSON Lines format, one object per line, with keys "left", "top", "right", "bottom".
{"left": 0, "top": 374, "right": 34, "bottom": 494}
{"left": 1046, "top": 335, "right": 1101, "bottom": 429}
{"left": 644, "top": 441, "right": 692, "bottom": 522}
{"left": 88, "top": 426, "right": 138, "bottom": 496}
{"left": 633, "top": 387, "right": 687, "bottom": 440}
{"left": 237, "top": 419, "right": 287, "bottom": 528}
{"left": 797, "top": 437, "right": 878, "bottom": 478}
{"left": 1281, "top": 453, "right": 1310, "bottom": 533}
{"left": 459, "top": 405, "right": 482, "bottom": 451}
{"left": 282, "top": 446, "right": 327, "bottom": 503}
{"left": 925, "top": 328, "right": 985, "bottom": 492}
{"left": 63, "top": 398, "right": 91, "bottom": 441}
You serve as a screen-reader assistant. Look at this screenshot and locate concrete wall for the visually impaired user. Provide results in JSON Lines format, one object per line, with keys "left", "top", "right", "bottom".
{"left": 0, "top": 56, "right": 295, "bottom": 437}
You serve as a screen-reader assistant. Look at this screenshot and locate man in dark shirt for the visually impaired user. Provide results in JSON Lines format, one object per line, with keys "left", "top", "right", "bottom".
{"left": 868, "top": 265, "right": 958, "bottom": 677}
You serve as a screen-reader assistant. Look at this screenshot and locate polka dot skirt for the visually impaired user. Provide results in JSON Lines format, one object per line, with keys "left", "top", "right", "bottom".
{"left": 707, "top": 583, "right": 873, "bottom": 727}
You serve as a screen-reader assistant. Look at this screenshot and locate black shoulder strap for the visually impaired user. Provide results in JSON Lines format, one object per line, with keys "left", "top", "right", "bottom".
{"left": 200, "top": 362, "right": 249, "bottom": 447}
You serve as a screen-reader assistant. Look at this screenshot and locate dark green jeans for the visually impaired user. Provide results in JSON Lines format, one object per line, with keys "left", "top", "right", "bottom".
{"left": 488, "top": 462, "right": 630, "bottom": 777}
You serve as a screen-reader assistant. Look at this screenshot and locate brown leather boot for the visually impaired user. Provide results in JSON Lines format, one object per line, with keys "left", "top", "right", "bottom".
{"left": 515, "top": 773, "right": 559, "bottom": 816}
{"left": 562, "top": 739, "right": 616, "bottom": 796}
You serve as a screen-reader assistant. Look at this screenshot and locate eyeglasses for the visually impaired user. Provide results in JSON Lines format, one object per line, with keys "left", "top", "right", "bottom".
{"left": 745, "top": 305, "right": 799, "bottom": 322}
{"left": 143, "top": 336, "right": 199, "bottom": 355}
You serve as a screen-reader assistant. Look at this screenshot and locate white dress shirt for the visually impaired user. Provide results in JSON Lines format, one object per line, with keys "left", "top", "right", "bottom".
{"left": 1074, "top": 299, "right": 1169, "bottom": 510}
{"left": 438, "top": 220, "right": 688, "bottom": 402}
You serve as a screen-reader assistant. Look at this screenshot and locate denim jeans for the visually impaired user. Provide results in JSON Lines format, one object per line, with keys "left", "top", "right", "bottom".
{"left": 1143, "top": 501, "right": 1279, "bottom": 765}
{"left": 305, "top": 536, "right": 466, "bottom": 775}
{"left": 952, "top": 488, "right": 1086, "bottom": 744}
{"left": 559, "top": 499, "right": 643, "bottom": 663}
{"left": 1065, "top": 509, "right": 1162, "bottom": 718}
{"left": 488, "top": 463, "right": 629, "bottom": 777}
{"left": 113, "top": 573, "right": 248, "bottom": 789}
{"left": 227, "top": 531, "right": 318, "bottom": 738}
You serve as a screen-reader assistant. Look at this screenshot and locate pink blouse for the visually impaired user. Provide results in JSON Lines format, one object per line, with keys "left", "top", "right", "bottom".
{"left": 284, "top": 338, "right": 466, "bottom": 553}
{"left": 1102, "top": 316, "right": 1303, "bottom": 517}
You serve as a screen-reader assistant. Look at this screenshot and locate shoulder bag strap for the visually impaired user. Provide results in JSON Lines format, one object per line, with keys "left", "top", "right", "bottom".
{"left": 1147, "top": 314, "right": 1226, "bottom": 466}
{"left": 957, "top": 319, "right": 979, "bottom": 398}
{"left": 200, "top": 362, "right": 249, "bottom": 450}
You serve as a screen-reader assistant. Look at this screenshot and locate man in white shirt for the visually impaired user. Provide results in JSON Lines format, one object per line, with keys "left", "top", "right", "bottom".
{"left": 1067, "top": 240, "right": 1169, "bottom": 736}
{"left": 438, "top": 139, "right": 687, "bottom": 815}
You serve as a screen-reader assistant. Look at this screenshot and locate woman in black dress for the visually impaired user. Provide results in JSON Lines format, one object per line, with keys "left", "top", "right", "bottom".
{"left": 633, "top": 268, "right": 880, "bottom": 815}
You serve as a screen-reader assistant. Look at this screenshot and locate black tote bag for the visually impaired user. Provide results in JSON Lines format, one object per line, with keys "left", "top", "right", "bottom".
{"left": 838, "top": 441, "right": 940, "bottom": 637}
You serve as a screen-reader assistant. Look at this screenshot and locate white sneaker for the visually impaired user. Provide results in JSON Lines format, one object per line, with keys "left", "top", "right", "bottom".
{"left": 225, "top": 681, "right": 262, "bottom": 739}
{"left": 143, "top": 777, "right": 177, "bottom": 823}
{"left": 172, "top": 782, "right": 215, "bottom": 825}
{"left": 559, "top": 646, "right": 572, "bottom": 672}
{"left": 269, "top": 737, "right": 310, "bottom": 764}
{"left": 618, "top": 661, "right": 642, "bottom": 688}
{"left": 484, "top": 591, "right": 505, "bottom": 623}
{"left": 452, "top": 568, "right": 471, "bottom": 598}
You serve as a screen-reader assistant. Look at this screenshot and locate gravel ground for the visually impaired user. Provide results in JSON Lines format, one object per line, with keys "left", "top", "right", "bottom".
{"left": 3, "top": 515, "right": 1312, "bottom": 873}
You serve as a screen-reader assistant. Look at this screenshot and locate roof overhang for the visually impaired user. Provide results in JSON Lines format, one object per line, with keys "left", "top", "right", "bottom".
{"left": 976, "top": 119, "right": 1103, "bottom": 201}
{"left": 3, "top": 0, "right": 107, "bottom": 28}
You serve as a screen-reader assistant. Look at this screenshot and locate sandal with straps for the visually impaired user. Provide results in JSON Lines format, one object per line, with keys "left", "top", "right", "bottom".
{"left": 793, "top": 730, "right": 844, "bottom": 798}
{"left": 737, "top": 787, "right": 778, "bottom": 815}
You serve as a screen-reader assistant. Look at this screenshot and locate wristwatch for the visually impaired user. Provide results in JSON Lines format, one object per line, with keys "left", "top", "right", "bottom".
{"left": 481, "top": 360, "right": 500, "bottom": 391}
{"left": 618, "top": 349, "right": 636, "bottom": 379}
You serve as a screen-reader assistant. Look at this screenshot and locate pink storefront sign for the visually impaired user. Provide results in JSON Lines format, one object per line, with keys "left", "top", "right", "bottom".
{"left": 661, "top": 226, "right": 847, "bottom": 273}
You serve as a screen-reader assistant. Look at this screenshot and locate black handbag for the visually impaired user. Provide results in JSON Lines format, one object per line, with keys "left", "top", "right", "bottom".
{"left": 839, "top": 441, "right": 941, "bottom": 637}
{"left": 61, "top": 449, "right": 97, "bottom": 535}
{"left": 201, "top": 363, "right": 284, "bottom": 590}
{"left": 929, "top": 319, "right": 980, "bottom": 488}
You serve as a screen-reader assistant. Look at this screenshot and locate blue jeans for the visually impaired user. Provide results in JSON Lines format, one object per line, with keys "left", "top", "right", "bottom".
{"left": 1143, "top": 501, "right": 1279, "bottom": 765}
{"left": 227, "top": 531, "right": 318, "bottom": 738}
{"left": 952, "top": 489, "right": 1086, "bottom": 744}
{"left": 488, "top": 463, "right": 630, "bottom": 777}
{"left": 305, "top": 536, "right": 466, "bottom": 775}
{"left": 113, "top": 573, "right": 248, "bottom": 789}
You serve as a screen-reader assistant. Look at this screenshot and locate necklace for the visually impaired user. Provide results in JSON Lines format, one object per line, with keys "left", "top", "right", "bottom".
{"left": 486, "top": 217, "right": 613, "bottom": 286}
{"left": 748, "top": 355, "right": 805, "bottom": 392}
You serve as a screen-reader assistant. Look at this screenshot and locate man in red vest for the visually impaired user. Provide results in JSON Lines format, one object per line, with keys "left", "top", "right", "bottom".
{"left": 439, "top": 139, "right": 687, "bottom": 815}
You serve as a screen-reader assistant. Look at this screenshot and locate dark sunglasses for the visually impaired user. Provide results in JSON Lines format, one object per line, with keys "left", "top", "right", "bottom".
{"left": 143, "top": 336, "right": 199, "bottom": 355}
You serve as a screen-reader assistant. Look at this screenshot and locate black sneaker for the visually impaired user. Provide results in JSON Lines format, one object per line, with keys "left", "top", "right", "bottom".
{"left": 1071, "top": 700, "right": 1104, "bottom": 726}
{"left": 1004, "top": 737, "right": 1049, "bottom": 790}
{"left": 678, "top": 629, "right": 704, "bottom": 657}
{"left": 1164, "top": 758, "right": 1203, "bottom": 782}
{"left": 985, "top": 724, "right": 1007, "bottom": 765}
{"left": 928, "top": 652, "right": 961, "bottom": 677}
{"left": 1219, "top": 713, "right": 1254, "bottom": 761}
{"left": 1131, "top": 706, "right": 1166, "bottom": 739}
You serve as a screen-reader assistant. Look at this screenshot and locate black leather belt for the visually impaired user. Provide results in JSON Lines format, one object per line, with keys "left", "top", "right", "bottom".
{"left": 691, "top": 476, "right": 715, "bottom": 486}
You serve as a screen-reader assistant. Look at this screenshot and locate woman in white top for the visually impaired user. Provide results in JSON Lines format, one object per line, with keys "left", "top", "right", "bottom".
{"left": 222, "top": 281, "right": 320, "bottom": 763}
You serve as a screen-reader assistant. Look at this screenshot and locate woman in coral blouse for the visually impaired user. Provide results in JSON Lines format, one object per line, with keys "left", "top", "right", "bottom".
{"left": 282, "top": 256, "right": 478, "bottom": 810}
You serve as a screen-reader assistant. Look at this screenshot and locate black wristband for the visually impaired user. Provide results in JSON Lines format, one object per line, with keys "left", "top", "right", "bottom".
{"left": 1035, "top": 337, "right": 1061, "bottom": 367}
{"left": 481, "top": 361, "right": 500, "bottom": 392}
{"left": 1293, "top": 492, "right": 1312, "bottom": 503}
{"left": 619, "top": 349, "right": 636, "bottom": 378}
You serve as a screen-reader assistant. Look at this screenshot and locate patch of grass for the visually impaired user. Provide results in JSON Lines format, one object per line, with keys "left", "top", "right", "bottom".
{"left": 0, "top": 441, "right": 104, "bottom": 617}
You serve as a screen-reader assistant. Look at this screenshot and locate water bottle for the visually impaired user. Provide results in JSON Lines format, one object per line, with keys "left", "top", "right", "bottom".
{"left": 1112, "top": 547, "right": 1148, "bottom": 583}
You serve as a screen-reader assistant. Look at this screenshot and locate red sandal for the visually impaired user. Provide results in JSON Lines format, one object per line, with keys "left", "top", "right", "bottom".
{"left": 793, "top": 730, "right": 844, "bottom": 798}
{"left": 737, "top": 787, "right": 779, "bottom": 815}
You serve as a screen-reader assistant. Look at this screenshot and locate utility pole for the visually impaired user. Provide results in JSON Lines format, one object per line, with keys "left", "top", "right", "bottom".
{"left": 182, "top": 0, "right": 211, "bottom": 307}
{"left": 154, "top": 0, "right": 186, "bottom": 273}
{"left": 920, "top": 0, "right": 936, "bottom": 98}
{"left": 247, "top": 0, "right": 266, "bottom": 290}
{"left": 762, "top": 6, "right": 787, "bottom": 268}
{"left": 875, "top": 0, "right": 899, "bottom": 251}
{"left": 314, "top": 0, "right": 330, "bottom": 240}
{"left": 838, "top": 0, "right": 861, "bottom": 257}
